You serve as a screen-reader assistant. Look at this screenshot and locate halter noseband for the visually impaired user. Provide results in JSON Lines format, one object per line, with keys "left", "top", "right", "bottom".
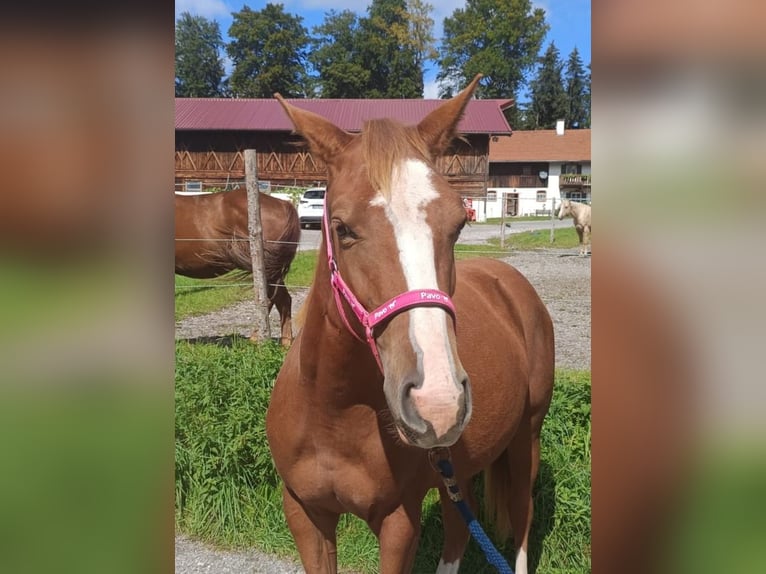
{"left": 323, "top": 196, "right": 457, "bottom": 372}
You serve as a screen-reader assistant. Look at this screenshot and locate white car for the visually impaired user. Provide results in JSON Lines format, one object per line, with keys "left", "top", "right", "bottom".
{"left": 297, "top": 187, "right": 326, "bottom": 229}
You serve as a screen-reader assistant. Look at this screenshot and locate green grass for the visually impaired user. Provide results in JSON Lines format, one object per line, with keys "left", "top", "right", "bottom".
{"left": 454, "top": 226, "right": 582, "bottom": 259}
{"left": 501, "top": 226, "right": 581, "bottom": 250}
{"left": 175, "top": 228, "right": 583, "bottom": 321}
{"left": 284, "top": 250, "right": 318, "bottom": 289}
{"left": 174, "top": 251, "right": 320, "bottom": 321}
{"left": 174, "top": 273, "right": 253, "bottom": 321}
{"left": 175, "top": 338, "right": 590, "bottom": 573}
{"left": 485, "top": 215, "right": 558, "bottom": 224}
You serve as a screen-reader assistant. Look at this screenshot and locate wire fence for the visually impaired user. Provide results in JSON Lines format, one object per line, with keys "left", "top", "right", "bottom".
{"left": 173, "top": 246, "right": 574, "bottom": 294}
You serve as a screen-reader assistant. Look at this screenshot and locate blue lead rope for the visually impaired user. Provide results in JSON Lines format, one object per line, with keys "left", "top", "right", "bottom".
{"left": 431, "top": 454, "right": 514, "bottom": 574}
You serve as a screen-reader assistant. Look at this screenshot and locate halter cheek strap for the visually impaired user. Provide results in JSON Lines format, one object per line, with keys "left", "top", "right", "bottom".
{"left": 323, "top": 198, "right": 456, "bottom": 372}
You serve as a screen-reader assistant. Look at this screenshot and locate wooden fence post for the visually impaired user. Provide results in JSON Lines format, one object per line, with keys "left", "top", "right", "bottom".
{"left": 244, "top": 149, "right": 272, "bottom": 343}
{"left": 500, "top": 194, "right": 507, "bottom": 249}
{"left": 550, "top": 197, "right": 557, "bottom": 244}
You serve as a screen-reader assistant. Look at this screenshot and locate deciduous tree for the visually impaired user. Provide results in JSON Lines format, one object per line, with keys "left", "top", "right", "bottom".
{"left": 175, "top": 12, "right": 226, "bottom": 97}
{"left": 227, "top": 4, "right": 311, "bottom": 98}
{"left": 360, "top": 0, "right": 427, "bottom": 98}
{"left": 436, "top": 0, "right": 548, "bottom": 111}
{"left": 309, "top": 10, "right": 369, "bottom": 98}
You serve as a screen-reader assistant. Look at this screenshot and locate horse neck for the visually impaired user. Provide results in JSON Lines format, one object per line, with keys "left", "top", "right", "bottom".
{"left": 573, "top": 202, "right": 589, "bottom": 221}
{"left": 299, "top": 241, "right": 383, "bottom": 404}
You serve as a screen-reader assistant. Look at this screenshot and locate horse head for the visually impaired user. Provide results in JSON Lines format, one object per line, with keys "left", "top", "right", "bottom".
{"left": 275, "top": 76, "right": 484, "bottom": 449}
{"left": 558, "top": 199, "right": 571, "bottom": 220}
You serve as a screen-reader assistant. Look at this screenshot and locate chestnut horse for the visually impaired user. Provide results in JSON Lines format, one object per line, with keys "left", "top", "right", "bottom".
{"left": 265, "top": 75, "right": 554, "bottom": 574}
{"left": 174, "top": 189, "right": 300, "bottom": 346}
{"left": 557, "top": 199, "right": 591, "bottom": 256}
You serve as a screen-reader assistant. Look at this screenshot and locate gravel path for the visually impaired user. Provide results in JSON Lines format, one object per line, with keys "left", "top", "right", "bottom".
{"left": 175, "top": 249, "right": 590, "bottom": 371}
{"left": 175, "top": 241, "right": 590, "bottom": 573}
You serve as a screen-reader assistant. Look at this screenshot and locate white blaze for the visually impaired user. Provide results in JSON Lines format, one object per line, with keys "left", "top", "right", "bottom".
{"left": 370, "top": 159, "right": 460, "bottom": 437}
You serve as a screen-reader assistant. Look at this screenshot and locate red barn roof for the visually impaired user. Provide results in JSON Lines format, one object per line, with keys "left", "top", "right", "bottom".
{"left": 175, "top": 97, "right": 513, "bottom": 135}
{"left": 489, "top": 129, "right": 591, "bottom": 162}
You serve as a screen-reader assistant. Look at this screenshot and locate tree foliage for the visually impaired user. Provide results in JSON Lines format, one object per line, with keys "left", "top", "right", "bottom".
{"left": 175, "top": 0, "right": 590, "bottom": 123}
{"left": 526, "top": 42, "right": 568, "bottom": 129}
{"left": 437, "top": 0, "right": 548, "bottom": 106}
{"left": 310, "top": 0, "right": 435, "bottom": 98}
{"left": 226, "top": 4, "right": 311, "bottom": 98}
{"left": 564, "top": 47, "right": 590, "bottom": 128}
{"left": 309, "top": 10, "right": 369, "bottom": 98}
{"left": 175, "top": 12, "right": 226, "bottom": 97}
{"left": 360, "top": 0, "right": 427, "bottom": 97}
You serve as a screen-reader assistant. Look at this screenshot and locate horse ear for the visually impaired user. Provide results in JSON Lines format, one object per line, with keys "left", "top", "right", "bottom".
{"left": 275, "top": 93, "right": 354, "bottom": 164}
{"left": 417, "top": 74, "right": 483, "bottom": 158}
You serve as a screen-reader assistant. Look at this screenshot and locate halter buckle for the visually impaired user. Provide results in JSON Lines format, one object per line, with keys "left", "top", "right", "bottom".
{"left": 428, "top": 447, "right": 452, "bottom": 472}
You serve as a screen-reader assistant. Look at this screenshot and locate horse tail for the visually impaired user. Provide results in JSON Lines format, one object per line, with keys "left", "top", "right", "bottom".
{"left": 218, "top": 198, "right": 301, "bottom": 298}
{"left": 263, "top": 200, "right": 300, "bottom": 296}
{"left": 483, "top": 449, "right": 513, "bottom": 542}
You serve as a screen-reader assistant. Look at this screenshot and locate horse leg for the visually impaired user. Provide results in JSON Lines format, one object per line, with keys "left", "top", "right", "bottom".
{"left": 506, "top": 416, "right": 537, "bottom": 574}
{"left": 436, "top": 479, "right": 476, "bottom": 573}
{"left": 282, "top": 486, "right": 340, "bottom": 574}
{"left": 271, "top": 283, "right": 293, "bottom": 347}
{"left": 584, "top": 225, "right": 591, "bottom": 255}
{"left": 371, "top": 498, "right": 423, "bottom": 574}
{"left": 576, "top": 225, "right": 585, "bottom": 256}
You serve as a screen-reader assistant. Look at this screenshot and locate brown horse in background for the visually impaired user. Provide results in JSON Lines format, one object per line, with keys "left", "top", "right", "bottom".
{"left": 175, "top": 189, "right": 300, "bottom": 346}
{"left": 266, "top": 75, "right": 554, "bottom": 573}
{"left": 557, "top": 199, "right": 591, "bottom": 256}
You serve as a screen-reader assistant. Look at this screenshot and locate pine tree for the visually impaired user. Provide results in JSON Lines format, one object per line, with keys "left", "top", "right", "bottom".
{"left": 564, "top": 47, "right": 589, "bottom": 129}
{"left": 527, "top": 42, "right": 568, "bottom": 129}
{"left": 175, "top": 12, "right": 226, "bottom": 97}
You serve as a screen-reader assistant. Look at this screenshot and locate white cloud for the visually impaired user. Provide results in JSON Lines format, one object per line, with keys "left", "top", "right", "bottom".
{"left": 175, "top": 0, "right": 230, "bottom": 20}
{"left": 423, "top": 79, "right": 441, "bottom": 99}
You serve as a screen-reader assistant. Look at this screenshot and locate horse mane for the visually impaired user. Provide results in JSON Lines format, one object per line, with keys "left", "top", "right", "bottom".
{"left": 361, "top": 119, "right": 432, "bottom": 199}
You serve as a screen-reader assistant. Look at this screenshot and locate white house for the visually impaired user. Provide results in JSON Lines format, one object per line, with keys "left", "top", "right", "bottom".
{"left": 467, "top": 122, "right": 591, "bottom": 221}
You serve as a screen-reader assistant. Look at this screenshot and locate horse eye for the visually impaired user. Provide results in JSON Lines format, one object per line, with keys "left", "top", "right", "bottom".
{"left": 336, "top": 223, "right": 355, "bottom": 240}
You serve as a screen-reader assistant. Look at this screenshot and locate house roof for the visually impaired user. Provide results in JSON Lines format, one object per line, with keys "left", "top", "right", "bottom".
{"left": 489, "top": 129, "right": 591, "bottom": 162}
{"left": 175, "top": 97, "right": 513, "bottom": 135}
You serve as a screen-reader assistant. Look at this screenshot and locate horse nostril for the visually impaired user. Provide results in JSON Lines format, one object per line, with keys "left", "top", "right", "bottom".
{"left": 459, "top": 375, "right": 472, "bottom": 426}
{"left": 398, "top": 380, "right": 426, "bottom": 432}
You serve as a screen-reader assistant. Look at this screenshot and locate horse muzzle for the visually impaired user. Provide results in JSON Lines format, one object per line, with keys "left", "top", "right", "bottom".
{"left": 391, "top": 373, "right": 472, "bottom": 448}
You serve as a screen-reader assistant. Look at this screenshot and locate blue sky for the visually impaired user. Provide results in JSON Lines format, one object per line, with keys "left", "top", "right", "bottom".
{"left": 175, "top": 0, "right": 591, "bottom": 99}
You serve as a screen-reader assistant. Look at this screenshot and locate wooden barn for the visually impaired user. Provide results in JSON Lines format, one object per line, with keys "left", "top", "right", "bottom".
{"left": 175, "top": 97, "right": 513, "bottom": 197}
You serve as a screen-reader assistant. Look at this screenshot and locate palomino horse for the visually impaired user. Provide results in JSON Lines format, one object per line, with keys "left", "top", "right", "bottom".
{"left": 174, "top": 189, "right": 300, "bottom": 346}
{"left": 557, "top": 199, "right": 591, "bottom": 256}
{"left": 265, "top": 75, "right": 555, "bottom": 574}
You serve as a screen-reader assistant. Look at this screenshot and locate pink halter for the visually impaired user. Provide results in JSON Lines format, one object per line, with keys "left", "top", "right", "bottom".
{"left": 323, "top": 196, "right": 457, "bottom": 372}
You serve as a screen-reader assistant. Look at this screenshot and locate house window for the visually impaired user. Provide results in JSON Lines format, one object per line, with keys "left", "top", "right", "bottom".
{"left": 185, "top": 181, "right": 202, "bottom": 192}
{"left": 536, "top": 190, "right": 547, "bottom": 202}
{"left": 561, "top": 163, "right": 582, "bottom": 175}
{"left": 487, "top": 191, "right": 497, "bottom": 201}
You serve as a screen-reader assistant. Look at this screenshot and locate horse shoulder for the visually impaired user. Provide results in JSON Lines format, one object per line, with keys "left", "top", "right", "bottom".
{"left": 454, "top": 259, "right": 552, "bottom": 370}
